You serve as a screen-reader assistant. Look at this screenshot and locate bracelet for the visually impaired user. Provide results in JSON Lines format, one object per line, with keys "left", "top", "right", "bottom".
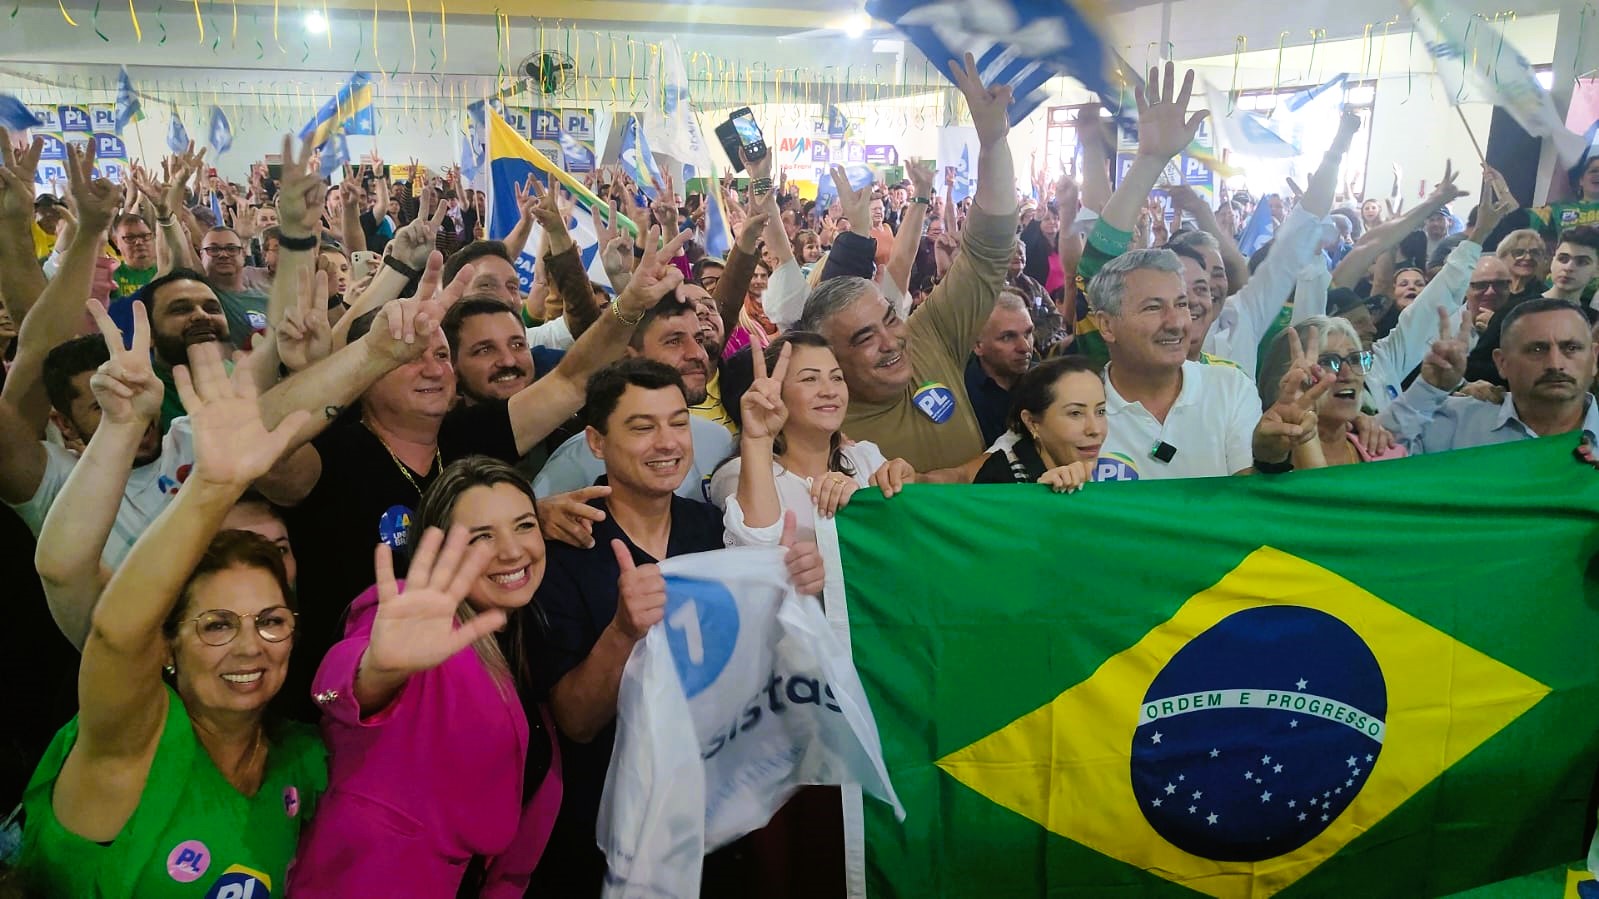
{"left": 911, "top": 196, "right": 931, "bottom": 205}
{"left": 277, "top": 232, "right": 319, "bottom": 252}
{"left": 1253, "top": 456, "right": 1294, "bottom": 475}
{"left": 382, "top": 255, "right": 421, "bottom": 279}
{"left": 750, "top": 177, "right": 774, "bottom": 196}
{"left": 156, "top": 215, "right": 176, "bottom": 227}
{"left": 611, "top": 299, "right": 645, "bottom": 326}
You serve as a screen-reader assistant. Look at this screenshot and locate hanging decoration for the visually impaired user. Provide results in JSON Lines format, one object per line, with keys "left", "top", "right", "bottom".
{"left": 57, "top": 0, "right": 78, "bottom": 26}
{"left": 128, "top": 0, "right": 141, "bottom": 40}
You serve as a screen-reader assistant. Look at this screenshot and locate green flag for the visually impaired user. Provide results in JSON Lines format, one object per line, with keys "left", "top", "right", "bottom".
{"left": 836, "top": 436, "right": 1599, "bottom": 897}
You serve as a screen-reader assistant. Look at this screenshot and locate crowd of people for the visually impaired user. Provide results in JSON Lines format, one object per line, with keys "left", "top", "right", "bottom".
{"left": 0, "top": 50, "right": 1596, "bottom": 897}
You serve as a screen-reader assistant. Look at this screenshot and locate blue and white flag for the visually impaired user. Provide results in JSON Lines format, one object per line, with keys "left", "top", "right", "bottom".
{"left": 1202, "top": 80, "right": 1297, "bottom": 160}
{"left": 1405, "top": 0, "right": 1585, "bottom": 163}
{"left": 556, "top": 126, "right": 597, "bottom": 173}
{"left": 166, "top": 109, "right": 190, "bottom": 154}
{"left": 621, "top": 115, "right": 665, "bottom": 201}
{"left": 209, "top": 190, "right": 225, "bottom": 227}
{"left": 867, "top": 0, "right": 1121, "bottom": 125}
{"left": 207, "top": 106, "right": 233, "bottom": 156}
{"left": 319, "top": 133, "right": 350, "bottom": 180}
{"left": 0, "top": 94, "right": 44, "bottom": 132}
{"left": 643, "top": 37, "right": 714, "bottom": 173}
{"left": 299, "top": 73, "right": 376, "bottom": 149}
{"left": 814, "top": 163, "right": 875, "bottom": 213}
{"left": 114, "top": 68, "right": 144, "bottom": 133}
{"left": 1237, "top": 194, "right": 1278, "bottom": 256}
{"left": 704, "top": 179, "right": 733, "bottom": 259}
{"left": 827, "top": 104, "right": 850, "bottom": 139}
{"left": 598, "top": 547, "right": 903, "bottom": 899}
{"left": 458, "top": 129, "right": 484, "bottom": 185}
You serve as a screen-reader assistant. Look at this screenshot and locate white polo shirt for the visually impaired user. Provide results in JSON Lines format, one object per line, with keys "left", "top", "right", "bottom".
{"left": 1098, "top": 361, "right": 1260, "bottom": 481}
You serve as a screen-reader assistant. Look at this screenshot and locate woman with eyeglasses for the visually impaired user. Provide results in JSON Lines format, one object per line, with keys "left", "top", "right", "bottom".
{"left": 1496, "top": 229, "right": 1551, "bottom": 299}
{"left": 12, "top": 343, "right": 325, "bottom": 898}
{"left": 289, "top": 456, "right": 561, "bottom": 897}
{"left": 1259, "top": 317, "right": 1408, "bottom": 467}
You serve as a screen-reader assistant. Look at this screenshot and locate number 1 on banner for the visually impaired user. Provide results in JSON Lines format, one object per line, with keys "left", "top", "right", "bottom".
{"left": 669, "top": 600, "right": 705, "bottom": 664}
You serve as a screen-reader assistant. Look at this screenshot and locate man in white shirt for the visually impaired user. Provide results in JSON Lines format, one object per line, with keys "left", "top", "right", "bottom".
{"left": 1090, "top": 249, "right": 1327, "bottom": 481}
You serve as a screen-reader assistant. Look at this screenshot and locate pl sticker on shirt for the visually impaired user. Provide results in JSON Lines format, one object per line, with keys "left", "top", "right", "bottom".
{"left": 378, "top": 505, "right": 414, "bottom": 550}
{"left": 1095, "top": 453, "right": 1141, "bottom": 482}
{"left": 203, "top": 865, "right": 273, "bottom": 899}
{"left": 166, "top": 839, "right": 211, "bottom": 882}
{"left": 913, "top": 382, "right": 956, "bottom": 424}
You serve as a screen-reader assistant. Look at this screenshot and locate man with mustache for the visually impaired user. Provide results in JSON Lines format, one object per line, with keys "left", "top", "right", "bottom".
{"left": 441, "top": 297, "right": 543, "bottom": 404}
{"left": 127, "top": 268, "right": 235, "bottom": 433}
{"left": 1383, "top": 299, "right": 1599, "bottom": 452}
{"left": 533, "top": 292, "right": 735, "bottom": 516}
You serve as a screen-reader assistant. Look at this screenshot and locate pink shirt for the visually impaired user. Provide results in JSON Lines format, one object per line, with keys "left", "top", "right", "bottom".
{"left": 289, "top": 583, "right": 561, "bottom": 898}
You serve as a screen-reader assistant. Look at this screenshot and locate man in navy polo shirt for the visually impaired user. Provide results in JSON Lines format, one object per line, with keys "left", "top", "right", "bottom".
{"left": 527, "top": 358, "right": 825, "bottom": 894}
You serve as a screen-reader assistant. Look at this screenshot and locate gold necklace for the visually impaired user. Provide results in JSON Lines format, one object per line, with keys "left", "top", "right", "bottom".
{"left": 363, "top": 419, "right": 442, "bottom": 495}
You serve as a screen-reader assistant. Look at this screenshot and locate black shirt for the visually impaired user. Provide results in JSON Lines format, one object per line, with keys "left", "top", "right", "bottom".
{"left": 279, "top": 401, "right": 520, "bottom": 721}
{"left": 524, "top": 484, "right": 725, "bottom": 894}
{"left": 964, "top": 353, "right": 1014, "bottom": 448}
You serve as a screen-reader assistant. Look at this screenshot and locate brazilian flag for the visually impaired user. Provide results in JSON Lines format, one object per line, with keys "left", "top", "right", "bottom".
{"left": 836, "top": 436, "right": 1599, "bottom": 896}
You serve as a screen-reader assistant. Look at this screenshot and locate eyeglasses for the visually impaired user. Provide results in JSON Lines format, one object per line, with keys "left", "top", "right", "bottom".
{"left": 1469, "top": 279, "right": 1511, "bottom": 292}
{"left": 1317, "top": 351, "right": 1374, "bottom": 375}
{"left": 185, "top": 606, "right": 297, "bottom": 646}
{"left": 1507, "top": 248, "right": 1544, "bottom": 260}
{"left": 120, "top": 232, "right": 155, "bottom": 244}
{"left": 202, "top": 245, "right": 245, "bottom": 257}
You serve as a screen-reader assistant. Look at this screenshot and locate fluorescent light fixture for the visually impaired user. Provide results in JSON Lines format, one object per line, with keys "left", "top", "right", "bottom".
{"left": 304, "top": 9, "right": 327, "bottom": 34}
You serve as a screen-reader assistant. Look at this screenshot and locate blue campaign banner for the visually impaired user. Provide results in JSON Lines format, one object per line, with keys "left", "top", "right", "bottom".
{"left": 500, "top": 105, "right": 532, "bottom": 137}
{"left": 30, "top": 105, "right": 61, "bottom": 130}
{"left": 37, "top": 133, "right": 67, "bottom": 160}
{"left": 90, "top": 104, "right": 118, "bottom": 132}
{"left": 58, "top": 105, "right": 91, "bottom": 133}
{"left": 94, "top": 132, "right": 128, "bottom": 160}
{"left": 563, "top": 110, "right": 594, "bottom": 140}
{"left": 529, "top": 109, "right": 563, "bottom": 141}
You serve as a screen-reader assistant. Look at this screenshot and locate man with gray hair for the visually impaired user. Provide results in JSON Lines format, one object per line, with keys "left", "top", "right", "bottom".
{"left": 1091, "top": 249, "right": 1326, "bottom": 480}
{"left": 795, "top": 54, "right": 1019, "bottom": 473}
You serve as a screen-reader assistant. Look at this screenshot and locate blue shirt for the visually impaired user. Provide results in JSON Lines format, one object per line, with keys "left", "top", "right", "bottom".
{"left": 1379, "top": 379, "right": 1599, "bottom": 454}
{"left": 963, "top": 353, "right": 1014, "bottom": 448}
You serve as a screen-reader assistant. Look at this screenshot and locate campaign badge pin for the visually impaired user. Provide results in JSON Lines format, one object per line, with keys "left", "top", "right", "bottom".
{"left": 913, "top": 382, "right": 956, "bottom": 424}
{"left": 166, "top": 839, "right": 211, "bottom": 883}
{"left": 282, "top": 785, "right": 300, "bottom": 817}
{"left": 203, "top": 865, "right": 272, "bottom": 899}
{"left": 378, "top": 505, "right": 413, "bottom": 550}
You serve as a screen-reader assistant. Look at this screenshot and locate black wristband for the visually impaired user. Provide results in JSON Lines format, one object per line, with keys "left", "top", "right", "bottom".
{"left": 276, "top": 232, "right": 319, "bottom": 252}
{"left": 383, "top": 255, "right": 421, "bottom": 280}
{"left": 1253, "top": 456, "right": 1294, "bottom": 475}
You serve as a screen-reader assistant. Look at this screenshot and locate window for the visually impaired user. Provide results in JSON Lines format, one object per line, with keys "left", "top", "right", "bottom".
{"left": 1042, "top": 103, "right": 1114, "bottom": 181}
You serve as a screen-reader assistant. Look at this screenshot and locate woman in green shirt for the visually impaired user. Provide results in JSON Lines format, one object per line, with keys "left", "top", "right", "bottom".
{"left": 14, "top": 341, "right": 325, "bottom": 898}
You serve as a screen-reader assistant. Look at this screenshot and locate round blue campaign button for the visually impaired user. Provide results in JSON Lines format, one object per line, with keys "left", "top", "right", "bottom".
{"left": 377, "top": 505, "right": 414, "bottom": 551}
{"left": 913, "top": 382, "right": 956, "bottom": 424}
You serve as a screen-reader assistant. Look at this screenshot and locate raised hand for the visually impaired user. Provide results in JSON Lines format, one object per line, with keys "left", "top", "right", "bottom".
{"left": 63, "top": 142, "right": 121, "bottom": 237}
{"left": 87, "top": 300, "right": 163, "bottom": 426}
{"left": 1135, "top": 61, "right": 1208, "bottom": 163}
{"left": 0, "top": 127, "right": 44, "bottom": 226}
{"left": 741, "top": 340, "right": 790, "bottom": 441}
{"left": 386, "top": 198, "right": 449, "bottom": 269}
{"left": 1425, "top": 160, "right": 1468, "bottom": 207}
{"left": 275, "top": 135, "right": 324, "bottom": 239}
{"left": 363, "top": 526, "right": 505, "bottom": 676}
{"left": 174, "top": 341, "right": 310, "bottom": 487}
{"left": 278, "top": 269, "right": 333, "bottom": 372}
{"left": 1471, "top": 164, "right": 1518, "bottom": 241}
{"left": 1254, "top": 326, "right": 1335, "bottom": 464}
{"left": 1419, "top": 305, "right": 1471, "bottom": 391}
{"left": 829, "top": 165, "right": 872, "bottom": 237}
{"left": 611, "top": 539, "right": 666, "bottom": 642}
{"left": 735, "top": 210, "right": 770, "bottom": 255}
{"left": 907, "top": 157, "right": 935, "bottom": 200}
{"left": 1054, "top": 171, "right": 1080, "bottom": 217}
{"left": 948, "top": 51, "right": 1014, "bottom": 145}
{"left": 615, "top": 224, "right": 689, "bottom": 319}
{"left": 520, "top": 175, "right": 573, "bottom": 253}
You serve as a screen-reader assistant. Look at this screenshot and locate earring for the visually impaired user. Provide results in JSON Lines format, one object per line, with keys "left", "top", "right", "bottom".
{"left": 163, "top": 664, "right": 176, "bottom": 676}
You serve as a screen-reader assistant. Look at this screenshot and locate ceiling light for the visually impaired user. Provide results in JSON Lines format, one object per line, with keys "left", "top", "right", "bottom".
{"left": 842, "top": 12, "right": 870, "bottom": 38}
{"left": 304, "top": 9, "right": 327, "bottom": 34}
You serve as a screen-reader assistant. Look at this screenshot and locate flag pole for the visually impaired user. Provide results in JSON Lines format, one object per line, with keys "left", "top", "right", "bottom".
{"left": 1454, "top": 107, "right": 1487, "bottom": 164}
{"left": 132, "top": 120, "right": 147, "bottom": 165}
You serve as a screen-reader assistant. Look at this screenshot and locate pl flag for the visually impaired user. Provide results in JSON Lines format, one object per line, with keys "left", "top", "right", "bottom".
{"left": 868, "top": 0, "right": 1120, "bottom": 125}
{"left": 1405, "top": 0, "right": 1586, "bottom": 163}
{"left": 299, "top": 73, "right": 376, "bottom": 149}
{"left": 207, "top": 106, "right": 233, "bottom": 156}
{"left": 642, "top": 37, "right": 713, "bottom": 170}
{"left": 620, "top": 115, "right": 665, "bottom": 201}
{"left": 0, "top": 94, "right": 44, "bottom": 131}
{"left": 599, "top": 547, "right": 903, "bottom": 899}
{"left": 838, "top": 435, "right": 1599, "bottom": 896}
{"left": 114, "top": 67, "right": 143, "bottom": 133}
{"left": 166, "top": 109, "right": 190, "bottom": 154}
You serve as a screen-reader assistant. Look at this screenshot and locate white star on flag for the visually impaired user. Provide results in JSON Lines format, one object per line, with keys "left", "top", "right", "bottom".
{"left": 1296, "top": 678, "right": 1308, "bottom": 690}
{"left": 1206, "top": 812, "right": 1219, "bottom": 825}
{"left": 1260, "top": 790, "right": 1272, "bottom": 803}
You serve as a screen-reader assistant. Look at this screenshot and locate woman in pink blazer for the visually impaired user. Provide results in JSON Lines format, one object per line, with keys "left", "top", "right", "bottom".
{"left": 290, "top": 457, "right": 561, "bottom": 897}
